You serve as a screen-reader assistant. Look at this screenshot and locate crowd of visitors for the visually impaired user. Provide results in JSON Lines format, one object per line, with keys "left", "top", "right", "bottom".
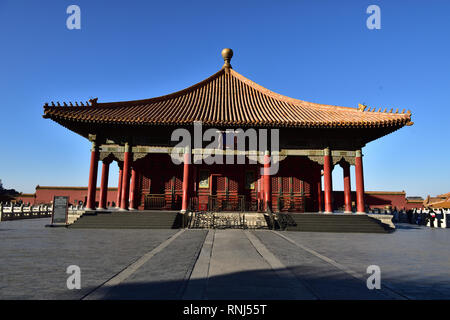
{"left": 391, "top": 207, "right": 449, "bottom": 228}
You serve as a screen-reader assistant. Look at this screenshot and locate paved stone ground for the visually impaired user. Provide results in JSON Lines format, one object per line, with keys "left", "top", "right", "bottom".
{"left": 0, "top": 219, "right": 449, "bottom": 300}
{"left": 275, "top": 224, "right": 450, "bottom": 299}
{"left": 0, "top": 218, "right": 178, "bottom": 299}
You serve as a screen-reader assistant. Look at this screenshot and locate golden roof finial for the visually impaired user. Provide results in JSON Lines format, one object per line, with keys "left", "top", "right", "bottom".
{"left": 221, "top": 48, "right": 233, "bottom": 69}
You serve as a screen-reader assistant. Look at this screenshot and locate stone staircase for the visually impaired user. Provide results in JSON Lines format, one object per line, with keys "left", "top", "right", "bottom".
{"left": 67, "top": 210, "right": 392, "bottom": 232}
{"left": 68, "top": 211, "right": 182, "bottom": 229}
{"left": 276, "top": 213, "right": 393, "bottom": 233}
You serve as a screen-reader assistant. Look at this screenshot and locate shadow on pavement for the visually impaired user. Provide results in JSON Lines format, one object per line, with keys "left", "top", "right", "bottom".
{"left": 81, "top": 267, "right": 449, "bottom": 300}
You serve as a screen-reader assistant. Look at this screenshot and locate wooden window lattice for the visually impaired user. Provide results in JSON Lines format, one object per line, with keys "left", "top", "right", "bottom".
{"left": 229, "top": 178, "right": 238, "bottom": 192}
{"left": 292, "top": 177, "right": 302, "bottom": 193}
{"left": 217, "top": 176, "right": 226, "bottom": 191}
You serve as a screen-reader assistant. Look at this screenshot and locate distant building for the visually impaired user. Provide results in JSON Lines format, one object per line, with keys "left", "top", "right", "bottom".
{"left": 424, "top": 192, "right": 450, "bottom": 209}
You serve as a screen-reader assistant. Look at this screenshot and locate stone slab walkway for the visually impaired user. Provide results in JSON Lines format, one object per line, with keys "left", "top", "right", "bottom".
{"left": 1, "top": 219, "right": 449, "bottom": 300}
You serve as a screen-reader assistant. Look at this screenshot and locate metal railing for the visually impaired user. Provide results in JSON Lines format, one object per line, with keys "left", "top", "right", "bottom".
{"left": 276, "top": 194, "right": 305, "bottom": 212}
{"left": 207, "top": 195, "right": 246, "bottom": 212}
{"left": 188, "top": 197, "right": 199, "bottom": 212}
{"left": 144, "top": 194, "right": 166, "bottom": 209}
{"left": 144, "top": 194, "right": 181, "bottom": 210}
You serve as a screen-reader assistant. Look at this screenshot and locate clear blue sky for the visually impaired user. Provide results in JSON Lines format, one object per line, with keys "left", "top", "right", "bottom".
{"left": 1, "top": 0, "right": 449, "bottom": 198}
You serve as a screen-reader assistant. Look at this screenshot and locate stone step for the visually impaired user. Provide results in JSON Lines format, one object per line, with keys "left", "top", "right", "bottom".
{"left": 69, "top": 225, "right": 176, "bottom": 229}
{"left": 68, "top": 211, "right": 182, "bottom": 229}
{"left": 76, "top": 217, "right": 177, "bottom": 221}
{"left": 288, "top": 215, "right": 371, "bottom": 219}
{"left": 277, "top": 213, "right": 391, "bottom": 233}
{"left": 284, "top": 221, "right": 384, "bottom": 226}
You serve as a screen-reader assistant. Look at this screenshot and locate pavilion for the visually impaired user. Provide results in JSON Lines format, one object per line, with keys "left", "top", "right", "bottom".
{"left": 43, "top": 48, "right": 413, "bottom": 215}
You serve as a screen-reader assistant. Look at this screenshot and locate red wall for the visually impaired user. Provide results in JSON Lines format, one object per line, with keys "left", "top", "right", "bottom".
{"left": 332, "top": 191, "right": 423, "bottom": 211}
{"left": 15, "top": 187, "right": 424, "bottom": 211}
{"left": 16, "top": 187, "right": 118, "bottom": 207}
{"left": 14, "top": 194, "right": 36, "bottom": 204}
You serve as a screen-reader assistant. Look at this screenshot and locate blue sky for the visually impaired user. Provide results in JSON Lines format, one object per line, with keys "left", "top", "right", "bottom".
{"left": 0, "top": 0, "right": 449, "bottom": 198}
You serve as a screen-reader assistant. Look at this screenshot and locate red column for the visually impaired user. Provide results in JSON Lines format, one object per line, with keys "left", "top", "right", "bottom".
{"left": 129, "top": 166, "right": 137, "bottom": 210}
{"left": 342, "top": 161, "right": 352, "bottom": 213}
{"left": 86, "top": 142, "right": 99, "bottom": 210}
{"left": 120, "top": 143, "right": 131, "bottom": 210}
{"left": 259, "top": 176, "right": 264, "bottom": 210}
{"left": 355, "top": 149, "right": 365, "bottom": 213}
{"left": 98, "top": 160, "right": 110, "bottom": 209}
{"left": 263, "top": 151, "right": 272, "bottom": 212}
{"left": 181, "top": 149, "right": 191, "bottom": 213}
{"left": 323, "top": 147, "right": 333, "bottom": 213}
{"left": 317, "top": 171, "right": 323, "bottom": 212}
{"left": 116, "top": 164, "right": 123, "bottom": 208}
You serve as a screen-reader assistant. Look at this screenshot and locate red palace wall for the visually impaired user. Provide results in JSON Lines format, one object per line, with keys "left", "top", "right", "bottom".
{"left": 332, "top": 191, "right": 423, "bottom": 211}
{"left": 15, "top": 186, "right": 423, "bottom": 211}
{"left": 15, "top": 186, "right": 424, "bottom": 211}
{"left": 16, "top": 186, "right": 118, "bottom": 206}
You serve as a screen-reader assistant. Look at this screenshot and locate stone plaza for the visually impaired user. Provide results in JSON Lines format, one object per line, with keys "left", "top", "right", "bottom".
{"left": 1, "top": 218, "right": 449, "bottom": 300}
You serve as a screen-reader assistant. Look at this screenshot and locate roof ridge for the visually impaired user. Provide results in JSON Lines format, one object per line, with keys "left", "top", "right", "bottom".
{"left": 229, "top": 69, "right": 410, "bottom": 116}
{"left": 95, "top": 68, "right": 226, "bottom": 108}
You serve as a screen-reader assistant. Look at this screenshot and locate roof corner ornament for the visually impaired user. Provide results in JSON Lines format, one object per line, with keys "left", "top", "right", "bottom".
{"left": 89, "top": 97, "right": 98, "bottom": 106}
{"left": 357, "top": 103, "right": 367, "bottom": 112}
{"left": 221, "top": 48, "right": 233, "bottom": 70}
{"left": 405, "top": 109, "right": 413, "bottom": 126}
{"left": 88, "top": 134, "right": 97, "bottom": 145}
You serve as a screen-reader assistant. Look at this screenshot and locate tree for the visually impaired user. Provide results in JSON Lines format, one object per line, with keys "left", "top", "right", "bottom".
{"left": 0, "top": 179, "right": 20, "bottom": 202}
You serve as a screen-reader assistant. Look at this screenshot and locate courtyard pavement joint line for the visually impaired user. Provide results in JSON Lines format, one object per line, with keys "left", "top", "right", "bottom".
{"left": 244, "top": 230, "right": 317, "bottom": 299}
{"left": 182, "top": 229, "right": 215, "bottom": 299}
{"left": 82, "top": 229, "right": 186, "bottom": 300}
{"left": 272, "top": 231, "right": 410, "bottom": 300}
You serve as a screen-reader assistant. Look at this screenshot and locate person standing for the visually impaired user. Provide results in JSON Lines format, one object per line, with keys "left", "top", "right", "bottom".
{"left": 393, "top": 207, "right": 399, "bottom": 223}
{"left": 428, "top": 207, "right": 435, "bottom": 228}
{"left": 435, "top": 209, "right": 442, "bottom": 228}
{"left": 407, "top": 209, "right": 412, "bottom": 224}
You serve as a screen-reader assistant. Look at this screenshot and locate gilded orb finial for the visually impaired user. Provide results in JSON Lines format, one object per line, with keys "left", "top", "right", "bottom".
{"left": 221, "top": 48, "right": 233, "bottom": 69}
